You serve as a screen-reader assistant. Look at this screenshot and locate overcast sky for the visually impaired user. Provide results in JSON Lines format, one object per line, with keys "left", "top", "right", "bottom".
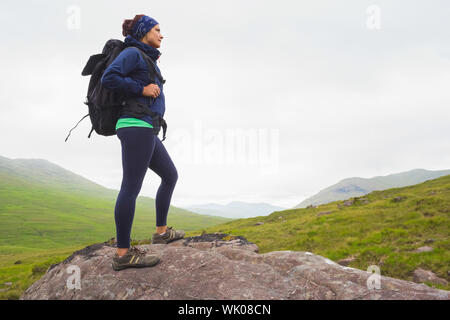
{"left": 0, "top": 0, "right": 449, "bottom": 209}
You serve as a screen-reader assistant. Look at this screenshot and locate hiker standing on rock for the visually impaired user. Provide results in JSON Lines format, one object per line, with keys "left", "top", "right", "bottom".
{"left": 100, "top": 14, "right": 185, "bottom": 271}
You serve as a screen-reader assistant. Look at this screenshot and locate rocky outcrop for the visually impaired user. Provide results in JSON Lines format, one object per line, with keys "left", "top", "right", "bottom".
{"left": 21, "top": 233, "right": 449, "bottom": 300}
{"left": 337, "top": 257, "right": 356, "bottom": 267}
{"left": 413, "top": 268, "right": 448, "bottom": 286}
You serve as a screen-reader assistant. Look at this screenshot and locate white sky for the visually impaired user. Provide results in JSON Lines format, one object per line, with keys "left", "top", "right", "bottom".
{"left": 0, "top": 0, "right": 449, "bottom": 208}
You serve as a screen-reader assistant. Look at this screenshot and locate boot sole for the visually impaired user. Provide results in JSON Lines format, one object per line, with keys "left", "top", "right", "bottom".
{"left": 112, "top": 259, "right": 160, "bottom": 271}
{"left": 152, "top": 236, "right": 184, "bottom": 244}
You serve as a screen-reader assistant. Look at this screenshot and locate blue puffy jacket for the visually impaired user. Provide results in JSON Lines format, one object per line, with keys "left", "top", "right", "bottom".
{"left": 101, "top": 35, "right": 165, "bottom": 126}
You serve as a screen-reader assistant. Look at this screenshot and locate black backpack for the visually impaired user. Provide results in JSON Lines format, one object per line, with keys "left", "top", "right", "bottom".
{"left": 65, "top": 39, "right": 167, "bottom": 142}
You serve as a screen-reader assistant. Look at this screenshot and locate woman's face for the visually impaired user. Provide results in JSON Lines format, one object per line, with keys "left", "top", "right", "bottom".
{"left": 141, "top": 24, "right": 163, "bottom": 48}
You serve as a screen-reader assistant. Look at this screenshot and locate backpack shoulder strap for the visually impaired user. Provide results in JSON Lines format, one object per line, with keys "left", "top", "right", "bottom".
{"left": 129, "top": 47, "right": 166, "bottom": 84}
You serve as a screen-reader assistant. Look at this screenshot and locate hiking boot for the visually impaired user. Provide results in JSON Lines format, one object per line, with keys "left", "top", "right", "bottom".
{"left": 112, "top": 246, "right": 160, "bottom": 271}
{"left": 152, "top": 226, "right": 185, "bottom": 244}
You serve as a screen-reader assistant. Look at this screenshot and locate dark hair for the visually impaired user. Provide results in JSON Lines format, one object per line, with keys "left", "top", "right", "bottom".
{"left": 122, "top": 14, "right": 145, "bottom": 37}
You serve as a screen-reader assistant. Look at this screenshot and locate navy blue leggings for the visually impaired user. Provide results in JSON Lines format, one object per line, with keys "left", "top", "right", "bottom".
{"left": 114, "top": 127, "right": 178, "bottom": 248}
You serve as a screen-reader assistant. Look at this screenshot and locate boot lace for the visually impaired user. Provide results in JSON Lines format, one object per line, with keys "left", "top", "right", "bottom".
{"left": 129, "top": 246, "right": 146, "bottom": 256}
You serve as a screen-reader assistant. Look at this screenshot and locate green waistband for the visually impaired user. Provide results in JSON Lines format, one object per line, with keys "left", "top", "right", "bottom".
{"left": 116, "top": 118, "right": 154, "bottom": 130}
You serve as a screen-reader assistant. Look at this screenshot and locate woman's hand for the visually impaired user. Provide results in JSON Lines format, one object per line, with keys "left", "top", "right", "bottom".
{"left": 142, "top": 83, "right": 160, "bottom": 98}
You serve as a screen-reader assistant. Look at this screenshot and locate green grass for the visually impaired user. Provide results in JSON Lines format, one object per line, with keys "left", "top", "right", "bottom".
{"left": 0, "top": 184, "right": 232, "bottom": 250}
{"left": 0, "top": 178, "right": 232, "bottom": 299}
{"left": 0, "top": 246, "right": 86, "bottom": 300}
{"left": 2, "top": 174, "right": 449, "bottom": 299}
{"left": 185, "top": 175, "right": 450, "bottom": 291}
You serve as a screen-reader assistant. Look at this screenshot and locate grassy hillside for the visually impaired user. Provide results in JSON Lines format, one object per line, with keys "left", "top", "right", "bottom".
{"left": 0, "top": 157, "right": 232, "bottom": 252}
{"left": 186, "top": 174, "right": 450, "bottom": 291}
{"left": 0, "top": 156, "right": 232, "bottom": 299}
{"left": 0, "top": 183, "right": 230, "bottom": 252}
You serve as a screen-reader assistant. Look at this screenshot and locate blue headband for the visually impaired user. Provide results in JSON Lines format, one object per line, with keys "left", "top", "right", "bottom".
{"left": 131, "top": 15, "right": 159, "bottom": 40}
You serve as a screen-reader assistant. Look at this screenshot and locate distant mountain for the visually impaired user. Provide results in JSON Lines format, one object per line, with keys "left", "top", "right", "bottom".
{"left": 293, "top": 168, "right": 450, "bottom": 209}
{"left": 185, "top": 201, "right": 286, "bottom": 218}
{"left": 0, "top": 154, "right": 115, "bottom": 198}
{"left": 0, "top": 155, "right": 232, "bottom": 252}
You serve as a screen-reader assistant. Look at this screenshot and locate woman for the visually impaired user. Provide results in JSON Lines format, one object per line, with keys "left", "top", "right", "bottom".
{"left": 101, "top": 14, "right": 185, "bottom": 271}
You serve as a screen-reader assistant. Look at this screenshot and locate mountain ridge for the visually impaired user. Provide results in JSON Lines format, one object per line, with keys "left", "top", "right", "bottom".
{"left": 294, "top": 168, "right": 450, "bottom": 208}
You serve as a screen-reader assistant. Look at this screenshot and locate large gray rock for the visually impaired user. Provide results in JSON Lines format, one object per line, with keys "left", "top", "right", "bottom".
{"left": 20, "top": 233, "right": 449, "bottom": 300}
